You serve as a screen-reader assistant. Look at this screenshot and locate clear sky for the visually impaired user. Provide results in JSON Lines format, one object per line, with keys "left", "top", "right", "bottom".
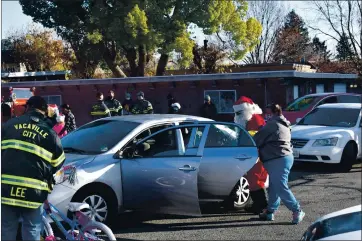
{"left": 1, "top": 0, "right": 336, "bottom": 52}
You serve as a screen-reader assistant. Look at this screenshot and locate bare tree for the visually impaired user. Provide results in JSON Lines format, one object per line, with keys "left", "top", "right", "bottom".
{"left": 308, "top": 0, "right": 362, "bottom": 75}
{"left": 243, "top": 0, "right": 286, "bottom": 64}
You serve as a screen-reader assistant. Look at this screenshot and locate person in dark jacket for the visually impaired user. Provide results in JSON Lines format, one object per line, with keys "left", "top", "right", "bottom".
{"left": 131, "top": 91, "right": 154, "bottom": 114}
{"left": 200, "top": 95, "right": 217, "bottom": 119}
{"left": 1, "top": 96, "right": 65, "bottom": 241}
{"left": 167, "top": 93, "right": 178, "bottom": 114}
{"left": 122, "top": 93, "right": 133, "bottom": 115}
{"left": 253, "top": 104, "right": 305, "bottom": 224}
{"left": 90, "top": 92, "right": 111, "bottom": 120}
{"left": 105, "top": 90, "right": 123, "bottom": 116}
{"left": 2, "top": 102, "right": 12, "bottom": 124}
{"left": 59, "top": 104, "right": 77, "bottom": 136}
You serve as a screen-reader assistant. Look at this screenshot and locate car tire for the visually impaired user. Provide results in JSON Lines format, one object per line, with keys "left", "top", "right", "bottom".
{"left": 70, "top": 186, "right": 118, "bottom": 226}
{"left": 337, "top": 142, "right": 357, "bottom": 172}
{"left": 224, "top": 176, "right": 251, "bottom": 210}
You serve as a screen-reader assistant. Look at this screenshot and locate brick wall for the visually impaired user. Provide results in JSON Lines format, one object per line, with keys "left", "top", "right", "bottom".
{"left": 1, "top": 78, "right": 287, "bottom": 126}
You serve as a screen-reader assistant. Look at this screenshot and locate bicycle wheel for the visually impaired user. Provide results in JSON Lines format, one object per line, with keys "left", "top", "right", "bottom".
{"left": 80, "top": 221, "right": 116, "bottom": 241}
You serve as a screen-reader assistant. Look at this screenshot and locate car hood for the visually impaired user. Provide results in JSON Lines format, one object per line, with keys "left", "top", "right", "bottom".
{"left": 63, "top": 153, "right": 96, "bottom": 166}
{"left": 291, "top": 125, "right": 353, "bottom": 139}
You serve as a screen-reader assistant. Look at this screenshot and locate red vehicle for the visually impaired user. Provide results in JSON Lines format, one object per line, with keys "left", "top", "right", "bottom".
{"left": 264, "top": 93, "right": 362, "bottom": 124}
{"left": 4, "top": 87, "right": 58, "bottom": 117}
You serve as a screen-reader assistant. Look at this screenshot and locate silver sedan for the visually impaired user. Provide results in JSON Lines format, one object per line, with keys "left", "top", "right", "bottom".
{"left": 49, "top": 114, "right": 258, "bottom": 224}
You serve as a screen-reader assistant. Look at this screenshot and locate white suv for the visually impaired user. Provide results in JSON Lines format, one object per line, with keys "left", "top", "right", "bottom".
{"left": 291, "top": 103, "right": 361, "bottom": 171}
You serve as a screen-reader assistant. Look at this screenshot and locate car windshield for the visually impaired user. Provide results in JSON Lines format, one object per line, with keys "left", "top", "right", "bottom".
{"left": 285, "top": 96, "right": 319, "bottom": 112}
{"left": 298, "top": 108, "right": 360, "bottom": 127}
{"left": 61, "top": 120, "right": 140, "bottom": 155}
{"left": 301, "top": 211, "right": 361, "bottom": 241}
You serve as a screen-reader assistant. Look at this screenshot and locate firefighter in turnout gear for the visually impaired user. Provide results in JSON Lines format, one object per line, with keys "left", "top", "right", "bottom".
{"left": 105, "top": 90, "right": 123, "bottom": 116}
{"left": 1, "top": 96, "right": 65, "bottom": 241}
{"left": 90, "top": 92, "right": 111, "bottom": 120}
{"left": 131, "top": 91, "right": 154, "bottom": 114}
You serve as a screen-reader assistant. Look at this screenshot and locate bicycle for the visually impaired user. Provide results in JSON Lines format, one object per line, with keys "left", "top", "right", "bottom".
{"left": 42, "top": 201, "right": 116, "bottom": 240}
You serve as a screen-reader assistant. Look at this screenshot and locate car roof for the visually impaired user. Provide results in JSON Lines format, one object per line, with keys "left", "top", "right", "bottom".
{"left": 315, "top": 205, "right": 361, "bottom": 223}
{"left": 101, "top": 114, "right": 213, "bottom": 124}
{"left": 303, "top": 92, "right": 361, "bottom": 97}
{"left": 317, "top": 103, "right": 362, "bottom": 109}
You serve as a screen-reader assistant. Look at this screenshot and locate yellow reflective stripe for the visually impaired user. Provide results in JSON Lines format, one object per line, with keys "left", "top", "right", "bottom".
{"left": 2, "top": 197, "right": 42, "bottom": 209}
{"left": 1, "top": 139, "right": 64, "bottom": 167}
{"left": 2, "top": 139, "right": 53, "bottom": 163}
{"left": 91, "top": 111, "right": 109, "bottom": 115}
{"left": 1, "top": 174, "right": 50, "bottom": 192}
{"left": 51, "top": 152, "right": 65, "bottom": 167}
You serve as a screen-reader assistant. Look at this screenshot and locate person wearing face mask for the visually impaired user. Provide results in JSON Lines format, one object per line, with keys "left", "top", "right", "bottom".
{"left": 1, "top": 96, "right": 65, "bottom": 241}
{"left": 90, "top": 92, "right": 111, "bottom": 120}
{"left": 200, "top": 95, "right": 217, "bottom": 119}
{"left": 53, "top": 114, "right": 67, "bottom": 138}
{"left": 131, "top": 91, "right": 154, "bottom": 114}
{"left": 170, "top": 102, "right": 182, "bottom": 114}
{"left": 105, "top": 90, "right": 123, "bottom": 116}
{"left": 122, "top": 93, "right": 133, "bottom": 115}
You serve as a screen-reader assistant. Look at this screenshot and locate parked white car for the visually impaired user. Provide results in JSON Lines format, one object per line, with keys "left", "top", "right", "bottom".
{"left": 291, "top": 103, "right": 361, "bottom": 171}
{"left": 301, "top": 205, "right": 361, "bottom": 240}
{"left": 49, "top": 115, "right": 259, "bottom": 224}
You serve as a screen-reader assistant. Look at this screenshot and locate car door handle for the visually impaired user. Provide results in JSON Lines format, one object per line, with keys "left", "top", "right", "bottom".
{"left": 179, "top": 165, "right": 197, "bottom": 171}
{"left": 234, "top": 155, "right": 252, "bottom": 161}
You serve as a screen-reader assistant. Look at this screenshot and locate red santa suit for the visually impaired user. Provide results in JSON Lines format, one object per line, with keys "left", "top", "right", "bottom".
{"left": 233, "top": 96, "right": 269, "bottom": 213}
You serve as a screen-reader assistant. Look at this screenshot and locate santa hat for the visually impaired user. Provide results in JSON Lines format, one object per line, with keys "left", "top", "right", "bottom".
{"left": 233, "top": 96, "right": 262, "bottom": 115}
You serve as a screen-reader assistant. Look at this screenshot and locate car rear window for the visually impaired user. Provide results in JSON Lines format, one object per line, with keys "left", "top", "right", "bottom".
{"left": 61, "top": 120, "right": 140, "bottom": 154}
{"left": 285, "top": 96, "right": 319, "bottom": 112}
{"left": 301, "top": 211, "right": 361, "bottom": 241}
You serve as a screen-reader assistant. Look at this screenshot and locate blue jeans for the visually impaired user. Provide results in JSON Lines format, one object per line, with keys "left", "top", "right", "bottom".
{"left": 263, "top": 155, "right": 300, "bottom": 213}
{"left": 1, "top": 204, "right": 43, "bottom": 240}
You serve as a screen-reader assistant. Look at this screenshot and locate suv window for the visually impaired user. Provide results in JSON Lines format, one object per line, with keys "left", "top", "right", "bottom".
{"left": 205, "top": 124, "right": 254, "bottom": 147}
{"left": 337, "top": 95, "right": 361, "bottom": 103}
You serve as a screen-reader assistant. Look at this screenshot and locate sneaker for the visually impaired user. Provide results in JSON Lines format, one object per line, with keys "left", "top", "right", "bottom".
{"left": 292, "top": 210, "right": 305, "bottom": 224}
{"left": 259, "top": 209, "right": 275, "bottom": 221}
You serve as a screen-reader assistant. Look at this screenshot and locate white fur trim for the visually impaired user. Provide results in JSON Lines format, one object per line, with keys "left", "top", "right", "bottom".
{"left": 56, "top": 115, "right": 65, "bottom": 123}
{"left": 233, "top": 102, "right": 263, "bottom": 125}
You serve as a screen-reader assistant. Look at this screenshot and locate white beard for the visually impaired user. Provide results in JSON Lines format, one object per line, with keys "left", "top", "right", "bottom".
{"left": 233, "top": 102, "right": 263, "bottom": 128}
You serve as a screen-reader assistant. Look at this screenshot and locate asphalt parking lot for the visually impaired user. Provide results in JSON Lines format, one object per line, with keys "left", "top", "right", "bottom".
{"left": 111, "top": 162, "right": 361, "bottom": 240}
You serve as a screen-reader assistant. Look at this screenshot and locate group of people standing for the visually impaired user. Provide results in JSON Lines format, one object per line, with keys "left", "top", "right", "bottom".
{"left": 90, "top": 90, "right": 154, "bottom": 120}
{"left": 90, "top": 91, "right": 186, "bottom": 120}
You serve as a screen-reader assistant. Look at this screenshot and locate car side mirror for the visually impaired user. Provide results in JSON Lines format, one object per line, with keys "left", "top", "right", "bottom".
{"left": 119, "top": 145, "right": 136, "bottom": 159}
{"left": 296, "top": 118, "right": 302, "bottom": 123}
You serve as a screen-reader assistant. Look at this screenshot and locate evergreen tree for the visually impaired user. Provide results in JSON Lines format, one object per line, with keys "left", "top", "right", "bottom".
{"left": 336, "top": 33, "right": 355, "bottom": 61}
{"left": 312, "top": 36, "right": 331, "bottom": 62}
{"left": 272, "top": 10, "right": 311, "bottom": 63}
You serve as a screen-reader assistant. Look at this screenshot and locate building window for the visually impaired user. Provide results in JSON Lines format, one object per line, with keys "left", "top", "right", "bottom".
{"left": 42, "top": 95, "right": 62, "bottom": 107}
{"left": 204, "top": 90, "right": 236, "bottom": 114}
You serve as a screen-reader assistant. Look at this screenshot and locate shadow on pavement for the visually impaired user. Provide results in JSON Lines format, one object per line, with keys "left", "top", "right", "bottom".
{"left": 112, "top": 215, "right": 292, "bottom": 234}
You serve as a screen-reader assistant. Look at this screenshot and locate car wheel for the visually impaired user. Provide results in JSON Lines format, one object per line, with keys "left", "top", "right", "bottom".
{"left": 224, "top": 176, "right": 251, "bottom": 210}
{"left": 71, "top": 187, "right": 117, "bottom": 226}
{"left": 337, "top": 142, "right": 357, "bottom": 172}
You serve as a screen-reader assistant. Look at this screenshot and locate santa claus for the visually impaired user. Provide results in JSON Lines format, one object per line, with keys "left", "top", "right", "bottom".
{"left": 233, "top": 96, "right": 268, "bottom": 214}
{"left": 233, "top": 96, "right": 265, "bottom": 131}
